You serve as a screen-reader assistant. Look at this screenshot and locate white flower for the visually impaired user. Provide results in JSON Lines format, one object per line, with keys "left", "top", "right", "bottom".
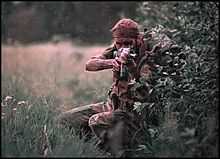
{"left": 5, "top": 96, "right": 13, "bottom": 102}
{"left": 17, "top": 101, "right": 26, "bottom": 106}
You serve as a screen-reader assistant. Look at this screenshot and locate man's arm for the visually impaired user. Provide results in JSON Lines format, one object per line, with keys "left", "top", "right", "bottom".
{"left": 85, "top": 55, "right": 115, "bottom": 71}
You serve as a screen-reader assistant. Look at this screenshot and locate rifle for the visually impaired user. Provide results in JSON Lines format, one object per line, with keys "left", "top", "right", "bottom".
{"left": 115, "top": 47, "right": 137, "bottom": 80}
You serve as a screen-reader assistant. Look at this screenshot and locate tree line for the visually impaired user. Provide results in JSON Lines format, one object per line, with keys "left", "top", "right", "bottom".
{"left": 1, "top": 1, "right": 140, "bottom": 44}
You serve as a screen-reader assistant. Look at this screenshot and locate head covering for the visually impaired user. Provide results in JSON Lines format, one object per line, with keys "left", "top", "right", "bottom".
{"left": 111, "top": 18, "right": 139, "bottom": 38}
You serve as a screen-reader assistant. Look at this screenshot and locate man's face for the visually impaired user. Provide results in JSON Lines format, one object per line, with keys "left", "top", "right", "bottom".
{"left": 114, "top": 37, "right": 136, "bottom": 50}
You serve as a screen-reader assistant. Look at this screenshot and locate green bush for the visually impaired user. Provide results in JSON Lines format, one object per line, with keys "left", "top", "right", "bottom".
{"left": 136, "top": 1, "right": 219, "bottom": 157}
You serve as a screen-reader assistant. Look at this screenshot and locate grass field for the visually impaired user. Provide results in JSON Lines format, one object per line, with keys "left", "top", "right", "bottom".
{"left": 1, "top": 41, "right": 180, "bottom": 157}
{"left": 2, "top": 41, "right": 112, "bottom": 112}
{"left": 1, "top": 41, "right": 114, "bottom": 157}
{"left": 1, "top": 40, "right": 218, "bottom": 157}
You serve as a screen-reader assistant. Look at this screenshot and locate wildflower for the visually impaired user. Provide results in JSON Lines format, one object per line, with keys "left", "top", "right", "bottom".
{"left": 17, "top": 101, "right": 27, "bottom": 106}
{"left": 5, "top": 96, "right": 13, "bottom": 102}
{"left": 1, "top": 113, "right": 5, "bottom": 120}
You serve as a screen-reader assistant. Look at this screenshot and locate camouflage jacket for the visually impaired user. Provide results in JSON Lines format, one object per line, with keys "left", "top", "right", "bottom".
{"left": 88, "top": 27, "right": 181, "bottom": 126}
{"left": 101, "top": 42, "right": 152, "bottom": 112}
{"left": 103, "top": 26, "right": 181, "bottom": 112}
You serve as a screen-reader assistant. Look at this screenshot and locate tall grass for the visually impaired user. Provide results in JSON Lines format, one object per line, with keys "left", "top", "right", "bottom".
{"left": 1, "top": 42, "right": 112, "bottom": 110}
{"left": 1, "top": 73, "right": 109, "bottom": 157}
{"left": 1, "top": 41, "right": 113, "bottom": 157}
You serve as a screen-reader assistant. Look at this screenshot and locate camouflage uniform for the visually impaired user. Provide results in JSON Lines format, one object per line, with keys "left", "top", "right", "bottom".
{"left": 57, "top": 19, "right": 180, "bottom": 157}
{"left": 88, "top": 42, "right": 150, "bottom": 124}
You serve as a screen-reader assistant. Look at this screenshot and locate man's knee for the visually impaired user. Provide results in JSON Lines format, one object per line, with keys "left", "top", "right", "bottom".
{"left": 55, "top": 103, "right": 102, "bottom": 128}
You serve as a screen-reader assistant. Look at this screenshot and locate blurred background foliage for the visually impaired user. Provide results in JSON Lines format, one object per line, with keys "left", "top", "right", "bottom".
{"left": 1, "top": 1, "right": 219, "bottom": 158}
{"left": 1, "top": 1, "right": 140, "bottom": 44}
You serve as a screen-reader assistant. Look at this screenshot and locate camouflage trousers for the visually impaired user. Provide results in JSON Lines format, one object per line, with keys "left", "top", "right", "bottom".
{"left": 56, "top": 102, "right": 144, "bottom": 157}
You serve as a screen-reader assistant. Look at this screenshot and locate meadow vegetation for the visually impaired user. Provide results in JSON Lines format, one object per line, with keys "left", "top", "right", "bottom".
{"left": 1, "top": 1, "right": 219, "bottom": 157}
{"left": 1, "top": 41, "right": 113, "bottom": 157}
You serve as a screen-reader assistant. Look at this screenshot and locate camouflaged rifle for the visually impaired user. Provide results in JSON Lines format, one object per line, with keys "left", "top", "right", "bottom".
{"left": 113, "top": 47, "right": 138, "bottom": 81}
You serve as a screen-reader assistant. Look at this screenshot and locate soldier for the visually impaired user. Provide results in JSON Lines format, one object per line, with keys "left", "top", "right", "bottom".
{"left": 57, "top": 18, "right": 179, "bottom": 157}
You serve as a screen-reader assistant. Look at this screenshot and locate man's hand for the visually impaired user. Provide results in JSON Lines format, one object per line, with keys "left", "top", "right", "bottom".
{"left": 112, "top": 48, "right": 130, "bottom": 72}
{"left": 112, "top": 48, "right": 138, "bottom": 73}
{"left": 112, "top": 58, "right": 121, "bottom": 72}
{"left": 118, "top": 48, "right": 130, "bottom": 63}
